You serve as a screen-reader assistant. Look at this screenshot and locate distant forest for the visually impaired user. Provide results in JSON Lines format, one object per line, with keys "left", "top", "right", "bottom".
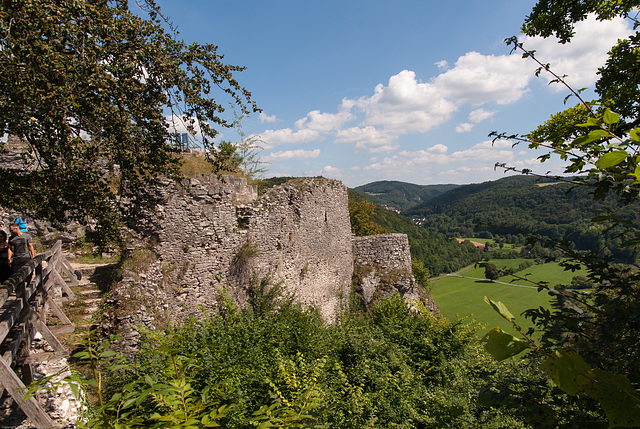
{"left": 348, "top": 190, "right": 482, "bottom": 276}
{"left": 356, "top": 175, "right": 640, "bottom": 265}
{"left": 353, "top": 181, "right": 460, "bottom": 212}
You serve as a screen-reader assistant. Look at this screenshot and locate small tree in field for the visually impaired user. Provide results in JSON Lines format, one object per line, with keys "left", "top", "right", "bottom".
{"left": 484, "top": 263, "right": 500, "bottom": 281}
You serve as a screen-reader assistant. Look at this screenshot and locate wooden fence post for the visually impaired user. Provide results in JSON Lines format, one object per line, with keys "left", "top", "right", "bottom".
{"left": 0, "top": 240, "right": 76, "bottom": 428}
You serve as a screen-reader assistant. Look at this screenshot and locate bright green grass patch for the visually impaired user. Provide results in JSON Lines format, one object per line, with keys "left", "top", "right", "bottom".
{"left": 431, "top": 275, "right": 552, "bottom": 338}
{"left": 452, "top": 259, "right": 529, "bottom": 279}
{"left": 431, "top": 259, "right": 584, "bottom": 338}
{"left": 501, "top": 261, "right": 587, "bottom": 287}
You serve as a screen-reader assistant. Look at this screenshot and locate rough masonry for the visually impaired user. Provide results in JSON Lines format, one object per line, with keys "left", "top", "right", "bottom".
{"left": 101, "top": 175, "right": 424, "bottom": 346}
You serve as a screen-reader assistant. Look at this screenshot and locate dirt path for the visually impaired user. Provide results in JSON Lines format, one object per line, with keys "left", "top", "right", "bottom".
{"left": 431, "top": 263, "right": 537, "bottom": 289}
{"left": 431, "top": 263, "right": 475, "bottom": 280}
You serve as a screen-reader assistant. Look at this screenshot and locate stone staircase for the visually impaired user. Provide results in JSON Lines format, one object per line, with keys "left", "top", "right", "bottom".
{"left": 60, "top": 262, "right": 116, "bottom": 345}
{"left": 0, "top": 261, "right": 117, "bottom": 427}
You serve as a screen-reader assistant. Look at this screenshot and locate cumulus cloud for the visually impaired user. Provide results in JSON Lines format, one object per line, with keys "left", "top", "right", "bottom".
{"left": 383, "top": 139, "right": 516, "bottom": 168}
{"left": 259, "top": 112, "right": 278, "bottom": 123}
{"left": 352, "top": 70, "right": 457, "bottom": 134}
{"left": 321, "top": 165, "right": 342, "bottom": 175}
{"left": 447, "top": 139, "right": 516, "bottom": 163}
{"left": 307, "top": 165, "right": 343, "bottom": 179}
{"left": 434, "top": 52, "right": 533, "bottom": 106}
{"left": 469, "top": 108, "right": 496, "bottom": 123}
{"left": 456, "top": 123, "right": 473, "bottom": 133}
{"left": 294, "top": 109, "right": 354, "bottom": 132}
{"left": 258, "top": 128, "right": 322, "bottom": 148}
{"left": 456, "top": 108, "right": 497, "bottom": 132}
{"left": 255, "top": 11, "right": 633, "bottom": 178}
{"left": 263, "top": 149, "right": 321, "bottom": 161}
{"left": 335, "top": 126, "right": 398, "bottom": 152}
{"left": 521, "top": 14, "right": 632, "bottom": 91}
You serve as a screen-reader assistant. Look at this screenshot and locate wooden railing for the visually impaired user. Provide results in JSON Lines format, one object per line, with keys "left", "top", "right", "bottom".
{"left": 0, "top": 240, "right": 78, "bottom": 428}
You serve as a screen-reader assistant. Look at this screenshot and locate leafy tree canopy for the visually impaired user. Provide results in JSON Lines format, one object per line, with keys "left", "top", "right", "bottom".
{"left": 0, "top": 0, "right": 258, "bottom": 245}
{"left": 482, "top": 1, "right": 640, "bottom": 425}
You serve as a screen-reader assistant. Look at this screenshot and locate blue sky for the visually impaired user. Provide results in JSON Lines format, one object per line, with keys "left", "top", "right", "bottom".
{"left": 155, "top": 1, "right": 632, "bottom": 187}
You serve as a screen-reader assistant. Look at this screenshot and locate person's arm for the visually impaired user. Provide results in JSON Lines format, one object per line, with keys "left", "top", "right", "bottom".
{"left": 28, "top": 242, "right": 35, "bottom": 259}
{"left": 7, "top": 247, "right": 12, "bottom": 262}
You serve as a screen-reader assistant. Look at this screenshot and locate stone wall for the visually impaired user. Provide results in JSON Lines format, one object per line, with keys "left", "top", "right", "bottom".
{"left": 352, "top": 233, "right": 419, "bottom": 307}
{"left": 113, "top": 175, "right": 352, "bottom": 325}
{"left": 101, "top": 175, "right": 429, "bottom": 346}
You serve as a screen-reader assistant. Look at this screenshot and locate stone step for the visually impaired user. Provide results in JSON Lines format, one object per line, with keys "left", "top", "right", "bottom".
{"left": 70, "top": 263, "right": 118, "bottom": 280}
{"left": 84, "top": 306, "right": 98, "bottom": 314}
{"left": 77, "top": 279, "right": 100, "bottom": 287}
{"left": 79, "top": 290, "right": 102, "bottom": 300}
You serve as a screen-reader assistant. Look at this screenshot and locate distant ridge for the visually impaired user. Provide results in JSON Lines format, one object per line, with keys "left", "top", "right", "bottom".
{"left": 352, "top": 180, "right": 460, "bottom": 212}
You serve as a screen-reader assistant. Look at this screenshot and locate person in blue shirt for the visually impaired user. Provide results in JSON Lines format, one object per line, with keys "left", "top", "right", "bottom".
{"left": 14, "top": 215, "right": 27, "bottom": 233}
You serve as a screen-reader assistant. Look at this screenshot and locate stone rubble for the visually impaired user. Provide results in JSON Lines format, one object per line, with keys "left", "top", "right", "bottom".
{"left": 0, "top": 333, "right": 82, "bottom": 428}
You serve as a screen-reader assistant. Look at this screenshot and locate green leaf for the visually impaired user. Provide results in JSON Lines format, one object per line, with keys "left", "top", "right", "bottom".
{"left": 596, "top": 378, "right": 640, "bottom": 427}
{"left": 630, "top": 128, "right": 640, "bottom": 142}
{"left": 73, "top": 351, "right": 91, "bottom": 359}
{"left": 602, "top": 108, "right": 620, "bottom": 125}
{"left": 484, "top": 296, "right": 515, "bottom": 322}
{"left": 540, "top": 349, "right": 596, "bottom": 396}
{"left": 595, "top": 150, "right": 628, "bottom": 169}
{"left": 577, "top": 117, "right": 601, "bottom": 127}
{"left": 480, "top": 327, "right": 530, "bottom": 361}
{"left": 573, "top": 129, "right": 611, "bottom": 146}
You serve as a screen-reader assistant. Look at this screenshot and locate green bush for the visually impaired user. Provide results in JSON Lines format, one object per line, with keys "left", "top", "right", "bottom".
{"left": 77, "top": 291, "right": 524, "bottom": 428}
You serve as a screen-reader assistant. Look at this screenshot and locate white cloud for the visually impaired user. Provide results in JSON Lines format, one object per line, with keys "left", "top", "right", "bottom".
{"left": 456, "top": 123, "right": 474, "bottom": 133}
{"left": 428, "top": 143, "right": 448, "bottom": 154}
{"left": 353, "top": 70, "right": 457, "bottom": 134}
{"left": 255, "top": 12, "right": 633, "bottom": 177}
{"left": 522, "top": 14, "right": 632, "bottom": 91}
{"left": 258, "top": 128, "right": 321, "bottom": 148}
{"left": 447, "top": 140, "right": 516, "bottom": 163}
{"left": 335, "top": 126, "right": 398, "bottom": 152}
{"left": 456, "top": 108, "right": 496, "bottom": 133}
{"left": 294, "top": 109, "right": 354, "bottom": 132}
{"left": 434, "top": 52, "right": 533, "bottom": 106}
{"left": 264, "top": 149, "right": 320, "bottom": 161}
{"left": 259, "top": 112, "right": 278, "bottom": 123}
{"left": 321, "top": 165, "right": 342, "bottom": 176}
{"left": 389, "top": 139, "right": 515, "bottom": 166}
{"left": 306, "top": 165, "right": 343, "bottom": 179}
{"left": 469, "top": 108, "right": 496, "bottom": 123}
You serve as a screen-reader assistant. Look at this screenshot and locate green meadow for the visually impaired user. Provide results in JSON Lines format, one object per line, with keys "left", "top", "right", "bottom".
{"left": 430, "top": 259, "right": 586, "bottom": 338}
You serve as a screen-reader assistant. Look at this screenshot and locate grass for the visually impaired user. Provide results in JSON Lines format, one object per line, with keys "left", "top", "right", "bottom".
{"left": 431, "top": 259, "right": 586, "bottom": 338}
{"left": 501, "top": 261, "right": 587, "bottom": 287}
{"left": 68, "top": 253, "right": 120, "bottom": 264}
{"left": 179, "top": 152, "right": 243, "bottom": 176}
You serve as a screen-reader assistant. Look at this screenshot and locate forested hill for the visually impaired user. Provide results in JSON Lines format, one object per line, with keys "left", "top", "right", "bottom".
{"left": 353, "top": 181, "right": 460, "bottom": 212}
{"left": 403, "top": 175, "right": 640, "bottom": 263}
